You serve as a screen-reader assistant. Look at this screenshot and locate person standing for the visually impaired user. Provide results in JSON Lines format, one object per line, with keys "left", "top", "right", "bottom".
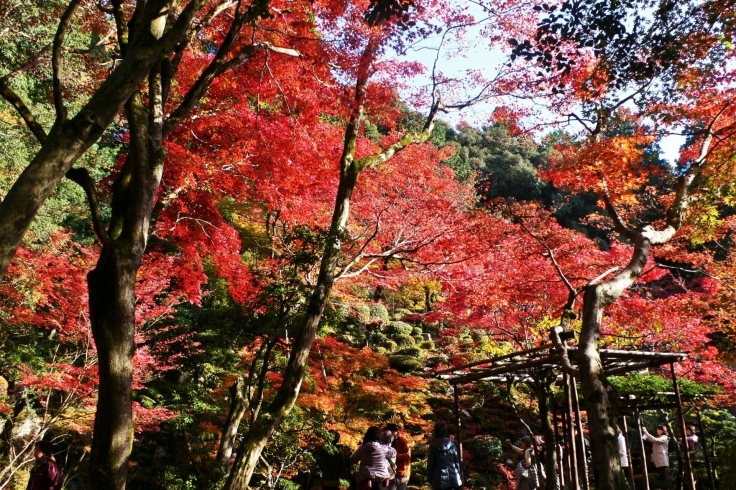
{"left": 427, "top": 422, "right": 463, "bottom": 490}
{"left": 678, "top": 426, "right": 699, "bottom": 451}
{"left": 351, "top": 427, "right": 397, "bottom": 490}
{"left": 506, "top": 436, "right": 538, "bottom": 490}
{"left": 617, "top": 426, "right": 631, "bottom": 489}
{"left": 642, "top": 424, "right": 670, "bottom": 484}
{"left": 384, "top": 424, "right": 410, "bottom": 490}
{"left": 26, "top": 441, "right": 62, "bottom": 490}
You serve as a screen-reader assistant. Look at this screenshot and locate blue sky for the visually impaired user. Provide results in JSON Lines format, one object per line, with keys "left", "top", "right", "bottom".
{"left": 395, "top": 10, "right": 685, "bottom": 165}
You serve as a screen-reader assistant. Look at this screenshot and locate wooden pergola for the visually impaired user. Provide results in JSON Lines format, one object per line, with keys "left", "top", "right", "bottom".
{"left": 435, "top": 343, "right": 704, "bottom": 490}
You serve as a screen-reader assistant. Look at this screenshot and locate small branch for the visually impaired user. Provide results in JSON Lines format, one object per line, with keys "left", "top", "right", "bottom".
{"left": 355, "top": 100, "right": 440, "bottom": 171}
{"left": 517, "top": 217, "right": 577, "bottom": 298}
{"left": 52, "top": 0, "right": 83, "bottom": 122}
{"left": 0, "top": 43, "right": 52, "bottom": 84}
{"left": 550, "top": 326, "right": 580, "bottom": 377}
{"left": 587, "top": 266, "right": 621, "bottom": 286}
{"left": 600, "top": 180, "right": 636, "bottom": 240}
{"left": 65, "top": 167, "right": 110, "bottom": 245}
{"left": 0, "top": 81, "right": 47, "bottom": 143}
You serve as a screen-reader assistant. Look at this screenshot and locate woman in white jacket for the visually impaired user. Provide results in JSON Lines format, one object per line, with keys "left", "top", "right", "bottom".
{"left": 642, "top": 424, "right": 670, "bottom": 484}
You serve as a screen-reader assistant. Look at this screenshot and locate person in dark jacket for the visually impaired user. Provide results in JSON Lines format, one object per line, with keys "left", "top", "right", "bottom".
{"left": 26, "top": 440, "right": 62, "bottom": 490}
{"left": 351, "top": 427, "right": 396, "bottom": 490}
{"left": 426, "top": 422, "right": 463, "bottom": 490}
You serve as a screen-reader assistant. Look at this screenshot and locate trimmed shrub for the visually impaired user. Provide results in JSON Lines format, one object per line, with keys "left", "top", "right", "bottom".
{"left": 421, "top": 341, "right": 435, "bottom": 350}
{"left": 466, "top": 435, "right": 503, "bottom": 463}
{"left": 425, "top": 354, "right": 449, "bottom": 368}
{"left": 409, "top": 459, "right": 428, "bottom": 484}
{"left": 380, "top": 340, "right": 398, "bottom": 352}
{"left": 389, "top": 355, "right": 421, "bottom": 372}
{"left": 412, "top": 326, "right": 424, "bottom": 336}
{"left": 369, "top": 304, "right": 390, "bottom": 323}
{"left": 393, "top": 334, "right": 416, "bottom": 349}
{"left": 392, "top": 308, "right": 413, "bottom": 320}
{"left": 386, "top": 321, "right": 413, "bottom": 336}
{"left": 396, "top": 347, "right": 422, "bottom": 359}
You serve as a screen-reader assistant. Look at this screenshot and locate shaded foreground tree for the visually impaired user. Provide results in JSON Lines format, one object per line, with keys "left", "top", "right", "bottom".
{"left": 1, "top": 0, "right": 307, "bottom": 487}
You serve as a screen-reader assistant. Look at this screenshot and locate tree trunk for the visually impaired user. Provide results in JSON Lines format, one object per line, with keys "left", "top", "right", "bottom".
{"left": 222, "top": 34, "right": 394, "bottom": 490}
{"left": 217, "top": 376, "right": 249, "bottom": 467}
{"left": 86, "top": 246, "right": 138, "bottom": 489}
{"left": 85, "top": 84, "right": 163, "bottom": 489}
{"left": 577, "top": 284, "right": 637, "bottom": 490}
{"left": 223, "top": 170, "right": 357, "bottom": 488}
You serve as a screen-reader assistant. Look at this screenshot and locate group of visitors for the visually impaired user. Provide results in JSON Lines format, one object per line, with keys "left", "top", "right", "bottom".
{"left": 350, "top": 421, "right": 463, "bottom": 490}
{"left": 350, "top": 423, "right": 411, "bottom": 490}
{"left": 617, "top": 422, "right": 700, "bottom": 487}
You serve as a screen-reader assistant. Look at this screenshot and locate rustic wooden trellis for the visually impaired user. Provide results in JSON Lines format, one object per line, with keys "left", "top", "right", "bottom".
{"left": 435, "top": 343, "right": 710, "bottom": 490}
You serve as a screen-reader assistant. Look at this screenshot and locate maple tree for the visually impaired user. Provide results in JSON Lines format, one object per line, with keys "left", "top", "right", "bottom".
{"left": 2, "top": 0, "right": 736, "bottom": 489}
{"left": 503, "top": 0, "right": 736, "bottom": 489}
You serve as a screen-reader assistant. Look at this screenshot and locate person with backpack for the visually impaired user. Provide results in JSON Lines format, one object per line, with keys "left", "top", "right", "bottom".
{"left": 506, "top": 436, "right": 538, "bottom": 490}
{"left": 427, "top": 422, "right": 463, "bottom": 490}
{"left": 26, "top": 440, "right": 63, "bottom": 490}
{"left": 351, "top": 427, "right": 397, "bottom": 490}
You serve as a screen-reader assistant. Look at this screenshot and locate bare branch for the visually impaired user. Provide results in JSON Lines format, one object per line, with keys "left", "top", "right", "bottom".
{"left": 65, "top": 168, "right": 110, "bottom": 245}
{"left": 600, "top": 180, "right": 636, "bottom": 240}
{"left": 517, "top": 218, "right": 577, "bottom": 299}
{"left": 52, "top": 0, "right": 83, "bottom": 122}
{"left": 587, "top": 266, "right": 621, "bottom": 286}
{"left": 0, "top": 81, "right": 47, "bottom": 143}
{"left": 0, "top": 43, "right": 52, "bottom": 84}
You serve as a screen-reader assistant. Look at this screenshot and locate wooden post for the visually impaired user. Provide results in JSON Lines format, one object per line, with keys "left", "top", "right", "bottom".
{"left": 571, "top": 380, "right": 589, "bottom": 490}
{"left": 696, "top": 408, "right": 716, "bottom": 490}
{"left": 636, "top": 411, "right": 650, "bottom": 490}
{"left": 564, "top": 372, "right": 580, "bottom": 490}
{"left": 453, "top": 384, "right": 464, "bottom": 482}
{"left": 671, "top": 362, "right": 695, "bottom": 490}
{"left": 622, "top": 415, "right": 635, "bottom": 488}
{"left": 552, "top": 393, "right": 565, "bottom": 490}
{"left": 561, "top": 410, "right": 571, "bottom": 490}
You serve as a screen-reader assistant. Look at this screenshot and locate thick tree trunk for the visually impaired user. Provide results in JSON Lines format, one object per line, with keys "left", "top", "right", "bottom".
{"left": 87, "top": 246, "right": 138, "bottom": 489}
{"left": 578, "top": 285, "right": 628, "bottom": 490}
{"left": 85, "top": 84, "right": 164, "bottom": 489}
